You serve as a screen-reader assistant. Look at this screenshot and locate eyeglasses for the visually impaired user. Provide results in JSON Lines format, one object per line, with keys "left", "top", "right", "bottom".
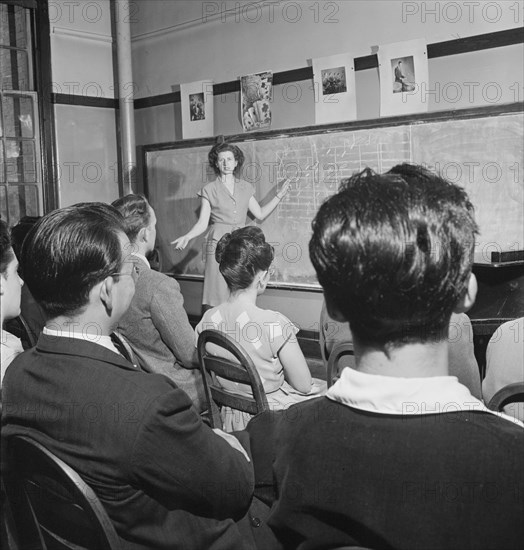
{"left": 266, "top": 265, "right": 275, "bottom": 277}
{"left": 111, "top": 265, "right": 139, "bottom": 282}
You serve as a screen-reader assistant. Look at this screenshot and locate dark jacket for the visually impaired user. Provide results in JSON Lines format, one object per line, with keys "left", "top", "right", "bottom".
{"left": 2, "top": 334, "right": 255, "bottom": 550}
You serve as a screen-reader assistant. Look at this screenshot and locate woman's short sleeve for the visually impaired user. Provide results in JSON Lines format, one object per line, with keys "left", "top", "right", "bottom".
{"left": 197, "top": 182, "right": 213, "bottom": 203}
{"left": 266, "top": 311, "right": 299, "bottom": 357}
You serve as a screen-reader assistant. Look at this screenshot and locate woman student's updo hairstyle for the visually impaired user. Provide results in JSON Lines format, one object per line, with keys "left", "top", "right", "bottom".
{"left": 208, "top": 135, "right": 245, "bottom": 177}
{"left": 215, "top": 226, "right": 274, "bottom": 292}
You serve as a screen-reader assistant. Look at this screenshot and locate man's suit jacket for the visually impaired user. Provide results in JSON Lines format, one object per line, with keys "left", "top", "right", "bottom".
{"left": 2, "top": 334, "right": 255, "bottom": 550}
{"left": 117, "top": 256, "right": 205, "bottom": 410}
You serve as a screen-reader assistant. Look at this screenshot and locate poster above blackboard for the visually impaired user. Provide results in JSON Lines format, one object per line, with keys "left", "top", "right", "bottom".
{"left": 144, "top": 104, "right": 524, "bottom": 290}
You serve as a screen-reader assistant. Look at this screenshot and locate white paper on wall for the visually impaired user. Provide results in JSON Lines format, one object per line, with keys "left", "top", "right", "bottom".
{"left": 180, "top": 80, "right": 214, "bottom": 139}
{"left": 377, "top": 39, "right": 428, "bottom": 117}
{"left": 312, "top": 53, "right": 357, "bottom": 124}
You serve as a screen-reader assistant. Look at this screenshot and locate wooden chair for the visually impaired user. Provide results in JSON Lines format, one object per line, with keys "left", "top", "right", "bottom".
{"left": 4, "top": 435, "right": 121, "bottom": 550}
{"left": 327, "top": 342, "right": 355, "bottom": 388}
{"left": 197, "top": 329, "right": 269, "bottom": 429}
{"left": 487, "top": 382, "right": 524, "bottom": 412}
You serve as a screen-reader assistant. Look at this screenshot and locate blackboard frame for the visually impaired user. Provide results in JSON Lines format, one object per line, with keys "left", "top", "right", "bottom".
{"left": 143, "top": 101, "right": 524, "bottom": 292}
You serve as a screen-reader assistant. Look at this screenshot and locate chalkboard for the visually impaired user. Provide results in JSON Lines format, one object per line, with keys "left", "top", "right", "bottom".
{"left": 144, "top": 105, "right": 523, "bottom": 289}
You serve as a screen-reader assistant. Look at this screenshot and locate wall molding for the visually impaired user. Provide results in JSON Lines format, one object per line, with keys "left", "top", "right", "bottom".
{"left": 131, "top": 0, "right": 279, "bottom": 42}
{"left": 51, "top": 25, "right": 112, "bottom": 43}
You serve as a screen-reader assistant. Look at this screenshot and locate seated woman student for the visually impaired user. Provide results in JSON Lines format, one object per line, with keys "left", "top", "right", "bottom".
{"left": 195, "top": 226, "right": 326, "bottom": 431}
{"left": 1, "top": 220, "right": 24, "bottom": 385}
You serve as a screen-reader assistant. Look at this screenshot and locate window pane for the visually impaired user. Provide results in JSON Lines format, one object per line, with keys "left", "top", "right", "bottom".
{"left": 0, "top": 5, "right": 27, "bottom": 48}
{"left": 0, "top": 186, "right": 7, "bottom": 220}
{"left": 4, "top": 95, "right": 34, "bottom": 137}
{"left": 6, "top": 139, "right": 36, "bottom": 182}
{"left": 0, "top": 48, "right": 30, "bottom": 91}
{"left": 0, "top": 143, "right": 4, "bottom": 182}
{"left": 6, "top": 184, "right": 39, "bottom": 226}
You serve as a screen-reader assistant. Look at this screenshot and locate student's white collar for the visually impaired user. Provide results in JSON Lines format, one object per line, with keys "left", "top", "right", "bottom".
{"left": 43, "top": 326, "right": 120, "bottom": 355}
{"left": 326, "top": 367, "right": 523, "bottom": 427}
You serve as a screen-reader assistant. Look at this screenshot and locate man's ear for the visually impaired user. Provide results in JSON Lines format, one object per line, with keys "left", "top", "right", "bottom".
{"left": 98, "top": 277, "right": 114, "bottom": 314}
{"left": 138, "top": 226, "right": 148, "bottom": 243}
{"left": 454, "top": 272, "right": 478, "bottom": 314}
{"left": 324, "top": 293, "right": 347, "bottom": 322}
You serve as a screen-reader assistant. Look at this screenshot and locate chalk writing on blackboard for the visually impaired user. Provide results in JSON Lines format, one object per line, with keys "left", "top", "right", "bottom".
{"left": 146, "top": 112, "right": 523, "bottom": 287}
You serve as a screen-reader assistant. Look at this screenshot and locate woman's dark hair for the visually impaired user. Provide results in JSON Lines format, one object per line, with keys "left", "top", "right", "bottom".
{"left": 215, "top": 226, "right": 274, "bottom": 292}
{"left": 0, "top": 219, "right": 15, "bottom": 275}
{"left": 21, "top": 203, "right": 126, "bottom": 318}
{"left": 208, "top": 136, "right": 245, "bottom": 177}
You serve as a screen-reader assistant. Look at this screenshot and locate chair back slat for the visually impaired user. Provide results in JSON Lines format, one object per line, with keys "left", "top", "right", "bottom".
{"left": 5, "top": 436, "right": 121, "bottom": 550}
{"left": 204, "top": 357, "right": 253, "bottom": 385}
{"left": 210, "top": 387, "right": 261, "bottom": 416}
{"left": 327, "top": 342, "right": 355, "bottom": 388}
{"left": 197, "top": 330, "right": 269, "bottom": 429}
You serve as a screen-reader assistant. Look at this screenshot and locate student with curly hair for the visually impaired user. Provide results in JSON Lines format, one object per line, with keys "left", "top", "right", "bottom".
{"left": 247, "top": 165, "right": 524, "bottom": 550}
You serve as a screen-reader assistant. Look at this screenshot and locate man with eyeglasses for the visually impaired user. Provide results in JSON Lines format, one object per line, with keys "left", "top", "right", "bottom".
{"left": 2, "top": 203, "right": 268, "bottom": 550}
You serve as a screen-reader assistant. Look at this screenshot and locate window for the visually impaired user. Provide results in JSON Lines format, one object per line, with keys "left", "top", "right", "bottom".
{"left": 0, "top": 1, "right": 42, "bottom": 225}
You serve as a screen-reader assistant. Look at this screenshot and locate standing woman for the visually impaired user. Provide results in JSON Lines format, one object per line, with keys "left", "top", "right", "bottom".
{"left": 171, "top": 137, "right": 290, "bottom": 311}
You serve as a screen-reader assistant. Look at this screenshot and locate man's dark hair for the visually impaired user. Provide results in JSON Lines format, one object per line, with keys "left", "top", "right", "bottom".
{"left": 21, "top": 203, "right": 126, "bottom": 318}
{"left": 216, "top": 226, "right": 274, "bottom": 292}
{"left": 112, "top": 194, "right": 151, "bottom": 243}
{"left": 309, "top": 165, "right": 478, "bottom": 347}
{"left": 0, "top": 219, "right": 14, "bottom": 275}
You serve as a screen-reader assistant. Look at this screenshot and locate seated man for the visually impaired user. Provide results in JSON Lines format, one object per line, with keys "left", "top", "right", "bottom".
{"left": 2, "top": 203, "right": 259, "bottom": 550}
{"left": 247, "top": 165, "right": 524, "bottom": 550}
{"left": 112, "top": 194, "right": 205, "bottom": 411}
{"left": 483, "top": 317, "right": 524, "bottom": 421}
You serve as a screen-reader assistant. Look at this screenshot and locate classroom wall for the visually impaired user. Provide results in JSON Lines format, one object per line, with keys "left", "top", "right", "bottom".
{"left": 49, "top": 0, "right": 119, "bottom": 207}
{"left": 130, "top": 0, "right": 524, "bottom": 324}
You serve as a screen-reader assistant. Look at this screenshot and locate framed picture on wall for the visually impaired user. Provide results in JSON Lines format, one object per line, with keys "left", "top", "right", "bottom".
{"left": 312, "top": 52, "right": 357, "bottom": 124}
{"left": 180, "top": 80, "right": 214, "bottom": 139}
{"left": 377, "top": 38, "right": 428, "bottom": 117}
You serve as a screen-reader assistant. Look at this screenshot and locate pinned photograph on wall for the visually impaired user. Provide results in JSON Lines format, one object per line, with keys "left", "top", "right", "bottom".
{"left": 240, "top": 71, "right": 272, "bottom": 132}
{"left": 180, "top": 80, "right": 214, "bottom": 139}
{"left": 312, "top": 53, "right": 356, "bottom": 125}
{"left": 377, "top": 39, "right": 428, "bottom": 117}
